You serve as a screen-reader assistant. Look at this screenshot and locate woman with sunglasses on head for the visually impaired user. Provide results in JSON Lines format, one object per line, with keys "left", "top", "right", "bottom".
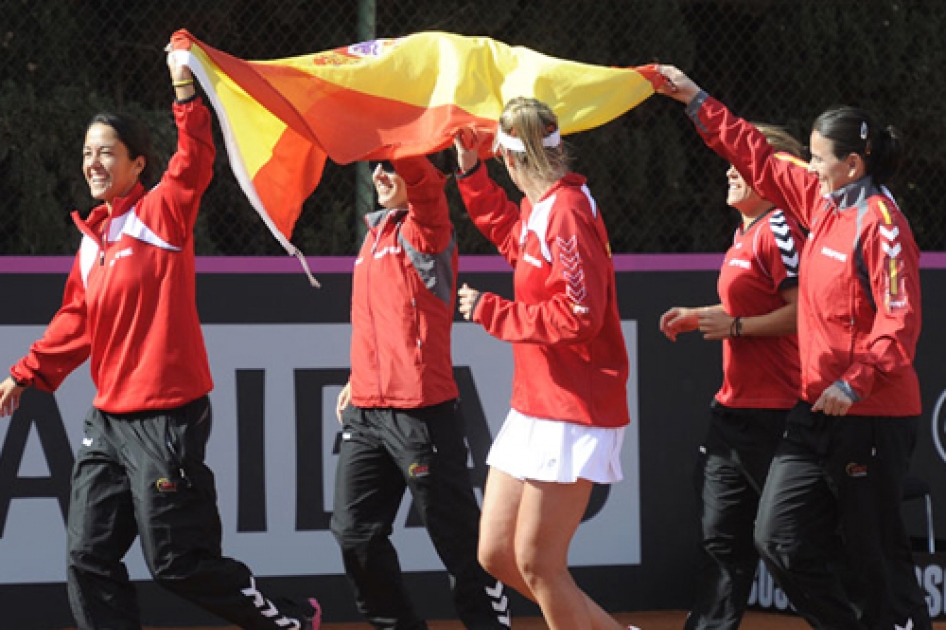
{"left": 331, "top": 155, "right": 509, "bottom": 630}
{"left": 656, "top": 64, "right": 930, "bottom": 630}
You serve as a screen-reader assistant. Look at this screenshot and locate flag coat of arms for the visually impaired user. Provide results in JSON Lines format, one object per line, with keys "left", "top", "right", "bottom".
{"left": 169, "top": 29, "right": 661, "bottom": 273}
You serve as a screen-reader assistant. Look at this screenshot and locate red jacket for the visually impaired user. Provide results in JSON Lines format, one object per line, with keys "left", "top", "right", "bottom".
{"left": 11, "top": 98, "right": 216, "bottom": 413}
{"left": 716, "top": 209, "right": 802, "bottom": 409}
{"left": 457, "top": 163, "right": 630, "bottom": 428}
{"left": 691, "top": 95, "right": 921, "bottom": 416}
{"left": 348, "top": 157, "right": 459, "bottom": 408}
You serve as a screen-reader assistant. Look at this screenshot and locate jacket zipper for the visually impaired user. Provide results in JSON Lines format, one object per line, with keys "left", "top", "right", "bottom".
{"left": 367, "top": 214, "right": 387, "bottom": 403}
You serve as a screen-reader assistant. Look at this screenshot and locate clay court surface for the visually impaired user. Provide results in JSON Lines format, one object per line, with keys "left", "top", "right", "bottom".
{"left": 126, "top": 610, "right": 946, "bottom": 629}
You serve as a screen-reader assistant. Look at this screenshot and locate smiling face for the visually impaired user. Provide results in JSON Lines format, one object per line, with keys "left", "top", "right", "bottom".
{"left": 725, "top": 165, "right": 768, "bottom": 217}
{"left": 83, "top": 122, "right": 144, "bottom": 206}
{"left": 808, "top": 129, "right": 857, "bottom": 195}
{"left": 372, "top": 163, "right": 408, "bottom": 209}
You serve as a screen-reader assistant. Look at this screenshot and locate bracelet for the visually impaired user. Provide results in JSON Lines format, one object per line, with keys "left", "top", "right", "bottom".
{"left": 833, "top": 380, "right": 861, "bottom": 402}
{"left": 172, "top": 79, "right": 194, "bottom": 88}
{"left": 729, "top": 316, "right": 743, "bottom": 338}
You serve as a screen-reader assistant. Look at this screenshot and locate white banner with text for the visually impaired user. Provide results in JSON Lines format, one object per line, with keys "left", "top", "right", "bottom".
{"left": 0, "top": 322, "right": 640, "bottom": 584}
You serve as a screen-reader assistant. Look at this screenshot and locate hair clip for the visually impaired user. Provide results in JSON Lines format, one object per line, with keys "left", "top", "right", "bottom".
{"left": 860, "top": 121, "right": 868, "bottom": 140}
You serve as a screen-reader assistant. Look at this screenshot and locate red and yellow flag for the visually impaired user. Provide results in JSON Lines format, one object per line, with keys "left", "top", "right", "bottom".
{"left": 170, "top": 29, "right": 661, "bottom": 262}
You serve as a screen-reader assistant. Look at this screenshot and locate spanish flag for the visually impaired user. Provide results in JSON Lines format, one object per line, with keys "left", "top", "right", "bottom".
{"left": 169, "top": 29, "right": 660, "bottom": 273}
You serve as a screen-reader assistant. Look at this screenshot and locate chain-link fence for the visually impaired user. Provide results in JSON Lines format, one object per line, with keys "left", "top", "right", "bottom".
{"left": 2, "top": 0, "right": 944, "bottom": 256}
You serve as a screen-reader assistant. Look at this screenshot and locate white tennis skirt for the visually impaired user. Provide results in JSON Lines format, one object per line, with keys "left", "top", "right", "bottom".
{"left": 486, "top": 408, "right": 625, "bottom": 483}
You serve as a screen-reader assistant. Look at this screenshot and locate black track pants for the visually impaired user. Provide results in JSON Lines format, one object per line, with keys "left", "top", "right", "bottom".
{"left": 67, "top": 397, "right": 308, "bottom": 630}
{"left": 331, "top": 399, "right": 509, "bottom": 630}
{"left": 754, "top": 401, "right": 932, "bottom": 630}
{"left": 685, "top": 402, "right": 788, "bottom": 630}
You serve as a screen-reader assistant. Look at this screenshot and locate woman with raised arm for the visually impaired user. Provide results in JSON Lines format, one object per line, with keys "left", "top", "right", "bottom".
{"left": 453, "top": 98, "right": 633, "bottom": 630}
{"left": 0, "top": 37, "right": 319, "bottom": 630}
{"left": 331, "top": 154, "right": 509, "bottom": 630}
{"left": 656, "top": 65, "right": 930, "bottom": 630}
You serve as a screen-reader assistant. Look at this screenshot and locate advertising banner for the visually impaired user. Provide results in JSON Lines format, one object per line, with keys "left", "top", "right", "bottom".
{"left": 2, "top": 257, "right": 945, "bottom": 626}
{"left": 0, "top": 321, "right": 641, "bottom": 584}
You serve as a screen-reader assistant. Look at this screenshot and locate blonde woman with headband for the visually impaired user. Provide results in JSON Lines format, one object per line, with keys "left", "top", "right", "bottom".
{"left": 453, "top": 97, "right": 634, "bottom": 630}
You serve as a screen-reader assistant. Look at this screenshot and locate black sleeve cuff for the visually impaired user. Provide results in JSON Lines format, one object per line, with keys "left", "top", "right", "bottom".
{"left": 174, "top": 93, "right": 199, "bottom": 105}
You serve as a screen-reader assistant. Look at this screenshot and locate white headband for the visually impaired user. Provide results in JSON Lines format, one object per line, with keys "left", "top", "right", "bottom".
{"left": 494, "top": 127, "right": 561, "bottom": 153}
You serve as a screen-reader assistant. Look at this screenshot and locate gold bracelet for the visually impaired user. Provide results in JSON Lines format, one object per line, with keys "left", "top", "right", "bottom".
{"left": 172, "top": 79, "right": 194, "bottom": 88}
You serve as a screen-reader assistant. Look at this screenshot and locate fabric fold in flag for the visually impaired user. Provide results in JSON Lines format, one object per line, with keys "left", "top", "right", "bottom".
{"left": 169, "top": 29, "right": 662, "bottom": 266}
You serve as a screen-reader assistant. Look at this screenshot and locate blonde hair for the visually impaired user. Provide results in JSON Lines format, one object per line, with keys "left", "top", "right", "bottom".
{"left": 497, "top": 97, "right": 569, "bottom": 182}
{"left": 754, "top": 123, "right": 803, "bottom": 158}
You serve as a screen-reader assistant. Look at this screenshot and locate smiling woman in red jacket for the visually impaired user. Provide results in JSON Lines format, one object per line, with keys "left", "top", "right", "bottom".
{"left": 659, "top": 124, "right": 805, "bottom": 630}
{"left": 454, "top": 98, "right": 631, "bottom": 630}
{"left": 656, "top": 64, "right": 930, "bottom": 630}
{"left": 0, "top": 39, "right": 318, "bottom": 630}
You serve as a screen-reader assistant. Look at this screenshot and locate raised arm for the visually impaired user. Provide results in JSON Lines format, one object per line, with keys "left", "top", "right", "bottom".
{"left": 150, "top": 37, "right": 216, "bottom": 243}
{"left": 655, "top": 65, "right": 821, "bottom": 229}
{"left": 454, "top": 130, "right": 523, "bottom": 266}
{"left": 392, "top": 155, "right": 452, "bottom": 253}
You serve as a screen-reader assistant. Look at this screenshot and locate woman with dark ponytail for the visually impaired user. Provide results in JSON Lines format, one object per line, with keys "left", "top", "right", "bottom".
{"left": 85, "top": 111, "right": 164, "bottom": 189}
{"left": 656, "top": 66, "right": 930, "bottom": 630}
{"left": 0, "top": 37, "right": 321, "bottom": 630}
{"left": 813, "top": 105, "right": 902, "bottom": 185}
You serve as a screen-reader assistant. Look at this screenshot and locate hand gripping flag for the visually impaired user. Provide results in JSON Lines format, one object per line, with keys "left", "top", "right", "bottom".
{"left": 168, "top": 30, "right": 662, "bottom": 282}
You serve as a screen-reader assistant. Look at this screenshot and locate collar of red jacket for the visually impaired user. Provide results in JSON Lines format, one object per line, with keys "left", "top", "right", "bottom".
{"left": 825, "top": 175, "right": 876, "bottom": 210}
{"left": 537, "top": 172, "right": 587, "bottom": 203}
{"left": 84, "top": 181, "right": 147, "bottom": 228}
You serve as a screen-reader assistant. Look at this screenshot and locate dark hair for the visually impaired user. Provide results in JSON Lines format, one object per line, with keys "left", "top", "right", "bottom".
{"left": 87, "top": 112, "right": 161, "bottom": 188}
{"left": 811, "top": 106, "right": 902, "bottom": 185}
